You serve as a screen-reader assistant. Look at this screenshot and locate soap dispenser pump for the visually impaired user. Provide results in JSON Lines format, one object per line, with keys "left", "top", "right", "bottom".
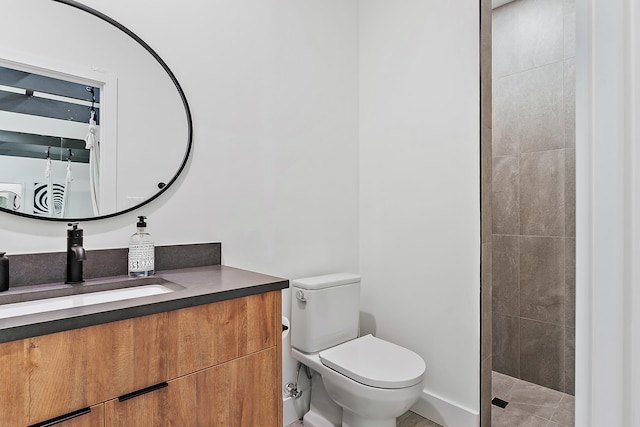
{"left": 128, "top": 215, "right": 155, "bottom": 277}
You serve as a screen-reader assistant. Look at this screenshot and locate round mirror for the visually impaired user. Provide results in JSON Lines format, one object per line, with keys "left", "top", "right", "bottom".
{"left": 0, "top": 0, "right": 192, "bottom": 221}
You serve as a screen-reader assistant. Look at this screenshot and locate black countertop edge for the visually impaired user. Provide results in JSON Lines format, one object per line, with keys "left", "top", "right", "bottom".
{"left": 0, "top": 279, "right": 289, "bottom": 344}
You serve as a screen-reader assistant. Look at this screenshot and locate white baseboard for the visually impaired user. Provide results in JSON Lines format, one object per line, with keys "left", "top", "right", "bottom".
{"left": 283, "top": 396, "right": 298, "bottom": 426}
{"left": 410, "top": 389, "right": 479, "bottom": 427}
{"left": 283, "top": 394, "right": 310, "bottom": 426}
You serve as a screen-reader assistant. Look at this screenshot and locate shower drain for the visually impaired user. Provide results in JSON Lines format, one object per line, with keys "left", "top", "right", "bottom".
{"left": 491, "top": 397, "right": 509, "bottom": 408}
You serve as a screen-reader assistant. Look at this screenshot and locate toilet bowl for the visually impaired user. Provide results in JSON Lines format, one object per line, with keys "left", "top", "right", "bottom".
{"left": 290, "top": 273, "right": 426, "bottom": 427}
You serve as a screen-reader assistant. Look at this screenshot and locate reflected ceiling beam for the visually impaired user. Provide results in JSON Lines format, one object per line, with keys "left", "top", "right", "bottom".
{"left": 0, "top": 130, "right": 89, "bottom": 163}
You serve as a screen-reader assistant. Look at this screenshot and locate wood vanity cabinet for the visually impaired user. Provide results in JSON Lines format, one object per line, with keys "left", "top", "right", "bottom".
{"left": 0, "top": 291, "right": 282, "bottom": 427}
{"left": 105, "top": 347, "right": 278, "bottom": 426}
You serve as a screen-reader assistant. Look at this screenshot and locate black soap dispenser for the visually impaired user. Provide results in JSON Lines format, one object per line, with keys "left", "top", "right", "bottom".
{"left": 66, "top": 222, "right": 86, "bottom": 284}
{"left": 0, "top": 252, "right": 9, "bottom": 292}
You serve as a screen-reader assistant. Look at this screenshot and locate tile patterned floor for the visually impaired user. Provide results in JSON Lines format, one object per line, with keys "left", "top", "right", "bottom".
{"left": 397, "top": 411, "right": 443, "bottom": 426}
{"left": 286, "top": 372, "right": 574, "bottom": 427}
{"left": 492, "top": 371, "right": 575, "bottom": 427}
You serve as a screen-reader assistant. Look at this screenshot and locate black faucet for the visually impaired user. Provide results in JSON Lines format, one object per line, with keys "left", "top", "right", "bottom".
{"left": 66, "top": 222, "right": 86, "bottom": 284}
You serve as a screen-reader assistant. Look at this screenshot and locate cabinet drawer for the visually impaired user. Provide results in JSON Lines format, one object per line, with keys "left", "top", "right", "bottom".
{"left": 105, "top": 347, "right": 279, "bottom": 427}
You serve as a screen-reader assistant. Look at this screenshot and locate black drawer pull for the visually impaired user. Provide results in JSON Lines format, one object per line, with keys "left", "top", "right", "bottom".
{"left": 28, "top": 407, "right": 91, "bottom": 427}
{"left": 118, "top": 382, "right": 169, "bottom": 402}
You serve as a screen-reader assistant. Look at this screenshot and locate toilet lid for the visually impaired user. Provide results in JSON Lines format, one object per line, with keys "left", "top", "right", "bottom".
{"left": 319, "top": 334, "right": 426, "bottom": 389}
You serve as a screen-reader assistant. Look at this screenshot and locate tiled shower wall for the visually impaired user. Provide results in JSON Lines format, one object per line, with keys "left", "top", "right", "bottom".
{"left": 491, "top": 0, "right": 575, "bottom": 394}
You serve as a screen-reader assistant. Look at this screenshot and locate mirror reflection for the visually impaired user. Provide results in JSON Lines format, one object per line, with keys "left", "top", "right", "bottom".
{"left": 0, "top": 67, "right": 101, "bottom": 218}
{"left": 0, "top": 0, "right": 191, "bottom": 220}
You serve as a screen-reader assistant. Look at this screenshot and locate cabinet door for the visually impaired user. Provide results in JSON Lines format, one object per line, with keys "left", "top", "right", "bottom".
{"left": 105, "top": 347, "right": 279, "bottom": 427}
{"left": 195, "top": 346, "right": 279, "bottom": 426}
{"left": 167, "top": 291, "right": 279, "bottom": 378}
{"left": 0, "top": 339, "right": 28, "bottom": 426}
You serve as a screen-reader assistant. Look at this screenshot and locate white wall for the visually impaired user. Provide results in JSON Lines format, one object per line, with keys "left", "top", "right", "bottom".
{"left": 0, "top": 2, "right": 359, "bottom": 422}
{"left": 1, "top": 0, "right": 360, "bottom": 271}
{"left": 359, "top": 1, "right": 480, "bottom": 426}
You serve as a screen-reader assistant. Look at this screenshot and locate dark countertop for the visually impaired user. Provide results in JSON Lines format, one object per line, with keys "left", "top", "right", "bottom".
{"left": 0, "top": 265, "right": 289, "bottom": 343}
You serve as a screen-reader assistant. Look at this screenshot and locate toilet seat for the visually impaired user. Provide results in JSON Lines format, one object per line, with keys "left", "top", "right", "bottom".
{"left": 319, "top": 334, "right": 426, "bottom": 389}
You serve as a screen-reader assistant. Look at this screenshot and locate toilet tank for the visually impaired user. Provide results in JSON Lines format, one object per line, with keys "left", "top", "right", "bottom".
{"left": 291, "top": 273, "right": 361, "bottom": 353}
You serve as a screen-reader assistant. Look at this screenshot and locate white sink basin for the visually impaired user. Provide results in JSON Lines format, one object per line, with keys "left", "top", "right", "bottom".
{"left": 0, "top": 284, "right": 174, "bottom": 319}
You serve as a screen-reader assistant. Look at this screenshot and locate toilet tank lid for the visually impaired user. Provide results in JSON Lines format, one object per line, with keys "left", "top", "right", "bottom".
{"left": 291, "top": 273, "right": 361, "bottom": 290}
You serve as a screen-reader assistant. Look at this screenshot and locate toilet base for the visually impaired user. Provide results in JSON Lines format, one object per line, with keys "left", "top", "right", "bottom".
{"left": 303, "top": 370, "right": 342, "bottom": 427}
{"left": 342, "top": 410, "right": 395, "bottom": 427}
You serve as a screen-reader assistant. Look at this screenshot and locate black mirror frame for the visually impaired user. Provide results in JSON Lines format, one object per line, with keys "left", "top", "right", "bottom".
{"left": 0, "top": 0, "right": 193, "bottom": 222}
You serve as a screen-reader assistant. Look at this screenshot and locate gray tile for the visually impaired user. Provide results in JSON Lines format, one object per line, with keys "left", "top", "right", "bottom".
{"left": 520, "top": 319, "right": 565, "bottom": 391}
{"left": 493, "top": 156, "right": 520, "bottom": 234}
{"left": 492, "top": 370, "right": 518, "bottom": 399}
{"left": 482, "top": 242, "right": 493, "bottom": 359}
{"left": 520, "top": 150, "right": 565, "bottom": 237}
{"left": 494, "top": 64, "right": 565, "bottom": 157}
{"left": 492, "top": 405, "right": 549, "bottom": 427}
{"left": 481, "top": 0, "right": 492, "bottom": 131}
{"left": 564, "top": 59, "right": 576, "bottom": 150}
{"left": 493, "top": 75, "right": 521, "bottom": 156}
{"left": 482, "top": 68, "right": 492, "bottom": 131}
{"left": 520, "top": 63, "right": 566, "bottom": 153}
{"left": 519, "top": 0, "right": 565, "bottom": 70}
{"left": 520, "top": 237, "right": 565, "bottom": 324}
{"left": 564, "top": 238, "right": 575, "bottom": 328}
{"left": 492, "top": 0, "right": 564, "bottom": 77}
{"left": 493, "top": 314, "right": 520, "bottom": 377}
{"left": 492, "top": 0, "right": 520, "bottom": 78}
{"left": 564, "top": 327, "right": 575, "bottom": 395}
{"left": 551, "top": 394, "right": 575, "bottom": 425}
{"left": 286, "top": 421, "right": 304, "bottom": 427}
{"left": 564, "top": 149, "right": 575, "bottom": 237}
{"left": 482, "top": 126, "right": 493, "bottom": 243}
{"left": 492, "top": 375, "right": 575, "bottom": 426}
{"left": 564, "top": 0, "right": 576, "bottom": 59}
{"left": 492, "top": 235, "right": 519, "bottom": 317}
{"left": 505, "top": 375, "right": 564, "bottom": 419}
{"left": 481, "top": 355, "right": 492, "bottom": 427}
{"left": 397, "top": 411, "right": 442, "bottom": 427}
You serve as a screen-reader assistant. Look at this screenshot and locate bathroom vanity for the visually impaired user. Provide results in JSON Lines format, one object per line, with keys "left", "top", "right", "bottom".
{"left": 0, "top": 263, "right": 287, "bottom": 426}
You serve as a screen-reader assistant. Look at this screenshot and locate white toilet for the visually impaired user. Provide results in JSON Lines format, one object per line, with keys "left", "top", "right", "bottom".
{"left": 291, "top": 273, "right": 426, "bottom": 427}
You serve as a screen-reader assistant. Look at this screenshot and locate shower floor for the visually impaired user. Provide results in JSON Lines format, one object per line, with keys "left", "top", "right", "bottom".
{"left": 492, "top": 371, "right": 575, "bottom": 426}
